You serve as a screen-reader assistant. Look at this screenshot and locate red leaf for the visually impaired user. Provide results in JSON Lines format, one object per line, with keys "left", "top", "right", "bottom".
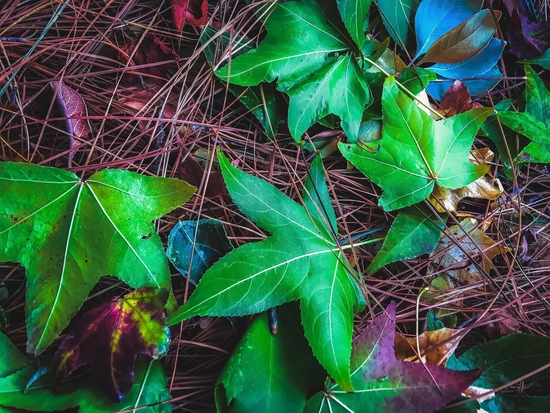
{"left": 177, "top": 149, "right": 227, "bottom": 198}
{"left": 118, "top": 34, "right": 178, "bottom": 83}
{"left": 171, "top": 0, "right": 208, "bottom": 31}
{"left": 438, "top": 81, "right": 483, "bottom": 117}
{"left": 52, "top": 288, "right": 170, "bottom": 403}
{"left": 49, "top": 81, "right": 91, "bottom": 139}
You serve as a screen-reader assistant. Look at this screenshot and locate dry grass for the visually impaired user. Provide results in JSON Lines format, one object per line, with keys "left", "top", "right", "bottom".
{"left": 1, "top": 0, "right": 550, "bottom": 411}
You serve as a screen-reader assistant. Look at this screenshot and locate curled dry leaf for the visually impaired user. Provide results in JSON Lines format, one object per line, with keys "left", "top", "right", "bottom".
{"left": 171, "top": 0, "right": 208, "bottom": 31}
{"left": 429, "top": 218, "right": 510, "bottom": 284}
{"left": 50, "top": 81, "right": 91, "bottom": 164}
{"left": 428, "top": 148, "right": 501, "bottom": 213}
{"left": 394, "top": 328, "right": 463, "bottom": 366}
{"left": 119, "top": 34, "right": 178, "bottom": 83}
{"left": 437, "top": 80, "right": 483, "bottom": 117}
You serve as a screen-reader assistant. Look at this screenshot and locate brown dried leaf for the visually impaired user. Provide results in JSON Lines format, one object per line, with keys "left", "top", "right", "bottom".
{"left": 430, "top": 218, "right": 510, "bottom": 284}
{"left": 395, "top": 328, "right": 462, "bottom": 366}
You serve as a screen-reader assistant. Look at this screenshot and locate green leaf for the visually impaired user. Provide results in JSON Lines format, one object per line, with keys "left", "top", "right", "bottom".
{"left": 0, "top": 162, "right": 195, "bottom": 354}
{"left": 52, "top": 288, "right": 170, "bottom": 403}
{"left": 497, "top": 65, "right": 550, "bottom": 163}
{"left": 339, "top": 76, "right": 492, "bottom": 211}
{"left": 367, "top": 204, "right": 446, "bottom": 273}
{"left": 336, "top": 0, "right": 372, "bottom": 49}
{"left": 0, "top": 332, "right": 30, "bottom": 378}
{"left": 215, "top": 0, "right": 371, "bottom": 142}
{"left": 200, "top": 25, "right": 278, "bottom": 139}
{"left": 169, "top": 154, "right": 360, "bottom": 391}
{"left": 447, "top": 334, "right": 550, "bottom": 389}
{"left": 166, "top": 219, "right": 233, "bottom": 285}
{"left": 304, "top": 302, "right": 480, "bottom": 413}
{"left": 418, "top": 10, "right": 500, "bottom": 64}
{"left": 377, "top": 0, "right": 419, "bottom": 54}
{"left": 524, "top": 48, "right": 550, "bottom": 70}
{"left": 215, "top": 303, "right": 325, "bottom": 413}
{"left": 0, "top": 361, "right": 171, "bottom": 413}
{"left": 481, "top": 394, "right": 550, "bottom": 413}
{"left": 482, "top": 99, "right": 518, "bottom": 173}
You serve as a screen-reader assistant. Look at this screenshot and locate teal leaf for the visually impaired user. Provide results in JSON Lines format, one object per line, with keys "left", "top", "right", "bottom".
{"left": 481, "top": 394, "right": 550, "bottom": 413}
{"left": 524, "top": 48, "right": 550, "bottom": 69}
{"left": 167, "top": 219, "right": 233, "bottom": 285}
{"left": 169, "top": 153, "right": 360, "bottom": 391}
{"left": 377, "top": 0, "right": 419, "bottom": 54}
{"left": 367, "top": 204, "right": 446, "bottom": 273}
{"left": 415, "top": 0, "right": 483, "bottom": 59}
{"left": 215, "top": 303, "right": 325, "bottom": 413}
{"left": 447, "top": 334, "right": 550, "bottom": 389}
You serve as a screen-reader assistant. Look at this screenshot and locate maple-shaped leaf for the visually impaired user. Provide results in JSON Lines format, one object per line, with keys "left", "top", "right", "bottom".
{"left": 0, "top": 162, "right": 195, "bottom": 354}
{"left": 171, "top": 0, "right": 208, "bottom": 31}
{"left": 304, "top": 302, "right": 480, "bottom": 413}
{"left": 52, "top": 288, "right": 169, "bottom": 403}
{"left": 497, "top": 65, "right": 550, "bottom": 163}
{"left": 119, "top": 33, "right": 178, "bottom": 84}
{"left": 215, "top": 0, "right": 372, "bottom": 142}
{"left": 169, "top": 154, "right": 362, "bottom": 391}
{"left": 339, "top": 75, "right": 492, "bottom": 211}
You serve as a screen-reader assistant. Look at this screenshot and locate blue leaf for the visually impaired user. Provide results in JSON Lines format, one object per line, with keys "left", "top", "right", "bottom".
{"left": 427, "top": 65, "right": 502, "bottom": 100}
{"left": 415, "top": 0, "right": 483, "bottom": 59}
{"left": 429, "top": 39, "right": 505, "bottom": 79}
{"left": 167, "top": 219, "right": 233, "bottom": 285}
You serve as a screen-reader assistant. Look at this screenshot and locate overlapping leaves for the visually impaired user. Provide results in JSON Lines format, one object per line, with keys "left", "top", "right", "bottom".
{"left": 339, "top": 75, "right": 492, "bottom": 212}
{"left": 497, "top": 65, "right": 550, "bottom": 163}
{"left": 52, "top": 288, "right": 170, "bottom": 403}
{"left": 0, "top": 163, "right": 195, "bottom": 354}
{"left": 169, "top": 154, "right": 363, "bottom": 391}
{"left": 304, "top": 302, "right": 480, "bottom": 413}
{"left": 215, "top": 0, "right": 373, "bottom": 142}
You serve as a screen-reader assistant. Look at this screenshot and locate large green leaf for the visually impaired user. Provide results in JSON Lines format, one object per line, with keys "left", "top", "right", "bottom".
{"left": 169, "top": 155, "right": 360, "bottom": 391}
{"left": 0, "top": 163, "right": 195, "bottom": 354}
{"left": 377, "top": 0, "right": 419, "bottom": 54}
{"left": 497, "top": 65, "right": 550, "bottom": 163}
{"left": 418, "top": 10, "right": 500, "bottom": 64}
{"left": 215, "top": 304, "right": 325, "bottom": 413}
{"left": 367, "top": 204, "right": 446, "bottom": 273}
{"left": 339, "top": 76, "right": 492, "bottom": 211}
{"left": 304, "top": 302, "right": 480, "bottom": 413}
{"left": 215, "top": 0, "right": 371, "bottom": 142}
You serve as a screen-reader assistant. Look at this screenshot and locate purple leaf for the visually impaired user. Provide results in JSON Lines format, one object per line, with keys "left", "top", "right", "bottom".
{"left": 51, "top": 288, "right": 170, "bottom": 403}
{"left": 50, "top": 81, "right": 91, "bottom": 139}
{"left": 304, "top": 302, "right": 480, "bottom": 413}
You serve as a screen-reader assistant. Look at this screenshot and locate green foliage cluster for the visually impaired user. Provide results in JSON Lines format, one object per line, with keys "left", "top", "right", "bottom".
{"left": 1, "top": 0, "right": 550, "bottom": 412}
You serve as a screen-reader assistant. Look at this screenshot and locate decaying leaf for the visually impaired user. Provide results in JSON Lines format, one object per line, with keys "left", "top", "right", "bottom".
{"left": 428, "top": 148, "right": 501, "bottom": 213}
{"left": 437, "top": 80, "right": 483, "bottom": 117}
{"left": 50, "top": 81, "right": 91, "bottom": 140}
{"left": 304, "top": 302, "right": 480, "bottom": 413}
{"left": 430, "top": 218, "right": 510, "bottom": 284}
{"left": 171, "top": 0, "right": 208, "bottom": 31}
{"left": 52, "top": 288, "right": 170, "bottom": 403}
{"left": 119, "top": 34, "right": 178, "bottom": 83}
{"left": 394, "top": 328, "right": 462, "bottom": 366}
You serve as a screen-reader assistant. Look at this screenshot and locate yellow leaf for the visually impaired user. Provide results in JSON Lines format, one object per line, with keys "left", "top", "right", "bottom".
{"left": 394, "top": 328, "right": 462, "bottom": 366}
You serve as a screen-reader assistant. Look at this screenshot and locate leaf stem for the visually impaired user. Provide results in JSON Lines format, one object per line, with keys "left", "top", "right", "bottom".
{"left": 339, "top": 237, "right": 385, "bottom": 250}
{"left": 362, "top": 56, "right": 444, "bottom": 120}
